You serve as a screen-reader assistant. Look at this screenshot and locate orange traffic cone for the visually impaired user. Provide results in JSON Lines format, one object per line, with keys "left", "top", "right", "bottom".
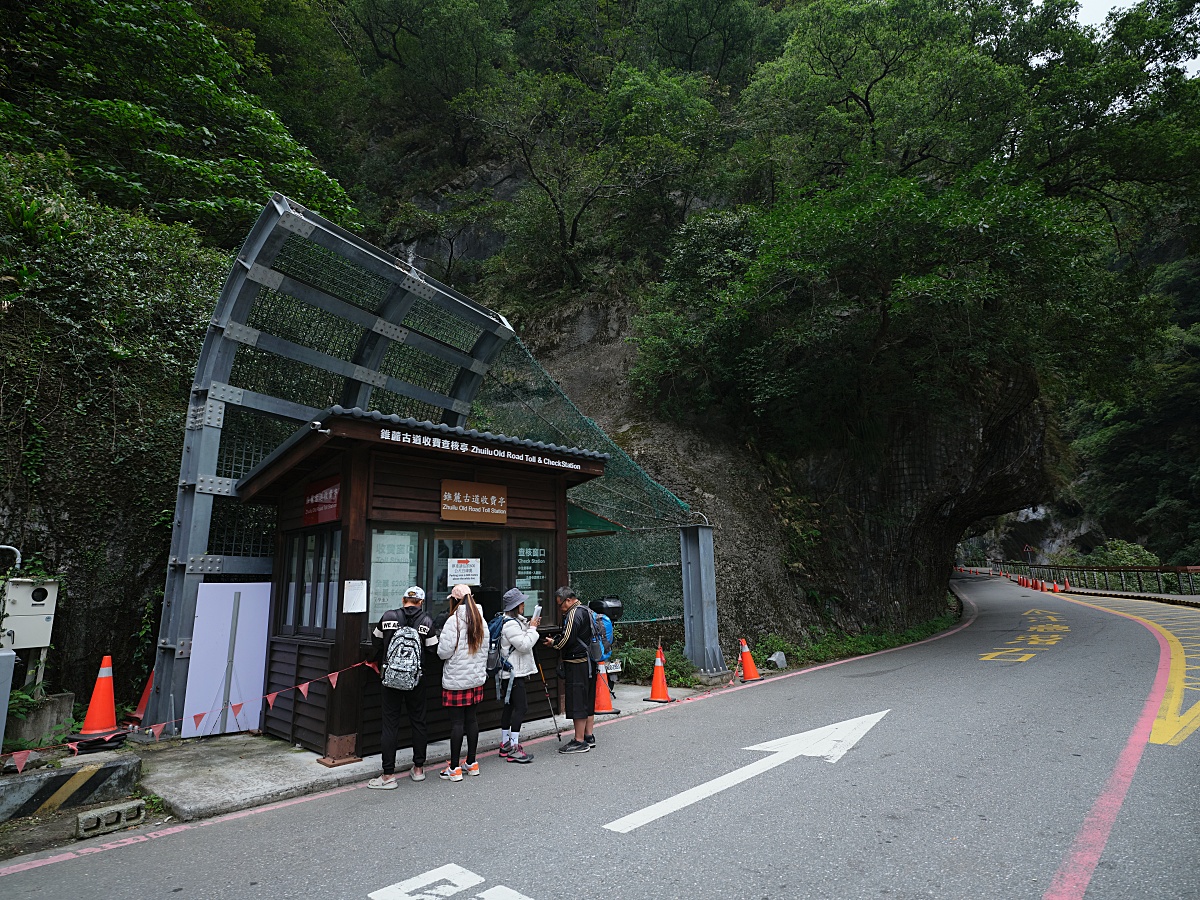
{"left": 123, "top": 671, "right": 153, "bottom": 726}
{"left": 595, "top": 669, "right": 620, "bottom": 715}
{"left": 80, "top": 656, "right": 119, "bottom": 735}
{"left": 738, "top": 638, "right": 763, "bottom": 683}
{"left": 1064, "top": 578, "right": 1071, "bottom": 590}
{"left": 644, "top": 646, "right": 674, "bottom": 703}
{"left": 1052, "top": 582, "right": 1059, "bottom": 593}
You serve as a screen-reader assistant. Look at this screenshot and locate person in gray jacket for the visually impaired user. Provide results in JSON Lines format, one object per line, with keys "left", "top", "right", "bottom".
{"left": 436, "top": 584, "right": 487, "bottom": 781}
{"left": 496, "top": 588, "right": 542, "bottom": 763}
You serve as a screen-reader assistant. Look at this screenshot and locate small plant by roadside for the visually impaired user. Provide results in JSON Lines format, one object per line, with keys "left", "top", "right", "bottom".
{"left": 613, "top": 640, "right": 698, "bottom": 688}
{"left": 137, "top": 792, "right": 169, "bottom": 816}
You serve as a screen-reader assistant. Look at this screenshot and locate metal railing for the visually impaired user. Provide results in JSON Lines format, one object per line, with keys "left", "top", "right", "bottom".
{"left": 1004, "top": 563, "right": 1200, "bottom": 596}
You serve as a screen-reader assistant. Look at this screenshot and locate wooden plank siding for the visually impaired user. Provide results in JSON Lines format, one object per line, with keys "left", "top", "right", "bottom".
{"left": 262, "top": 638, "right": 333, "bottom": 752}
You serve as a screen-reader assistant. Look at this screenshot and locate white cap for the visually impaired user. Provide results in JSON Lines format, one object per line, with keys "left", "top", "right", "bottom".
{"left": 403, "top": 586, "right": 425, "bottom": 601}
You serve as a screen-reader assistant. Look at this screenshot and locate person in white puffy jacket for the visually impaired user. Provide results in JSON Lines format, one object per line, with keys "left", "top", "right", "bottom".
{"left": 496, "top": 588, "right": 542, "bottom": 764}
{"left": 436, "top": 584, "right": 487, "bottom": 781}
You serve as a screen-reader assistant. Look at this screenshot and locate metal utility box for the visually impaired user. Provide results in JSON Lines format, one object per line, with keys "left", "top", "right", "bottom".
{"left": 1, "top": 578, "right": 59, "bottom": 649}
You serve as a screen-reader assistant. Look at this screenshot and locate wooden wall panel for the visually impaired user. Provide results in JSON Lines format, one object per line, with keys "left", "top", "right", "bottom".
{"left": 262, "top": 638, "right": 333, "bottom": 753}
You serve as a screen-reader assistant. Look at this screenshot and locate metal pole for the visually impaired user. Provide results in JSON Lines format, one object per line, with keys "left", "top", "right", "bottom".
{"left": 218, "top": 591, "right": 242, "bottom": 734}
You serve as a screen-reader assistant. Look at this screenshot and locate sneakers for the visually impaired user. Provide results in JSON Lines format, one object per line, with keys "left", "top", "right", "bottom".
{"left": 558, "top": 739, "right": 590, "bottom": 754}
{"left": 439, "top": 766, "right": 463, "bottom": 782}
{"left": 409, "top": 767, "right": 425, "bottom": 782}
{"left": 506, "top": 744, "right": 533, "bottom": 763}
{"left": 463, "top": 760, "right": 480, "bottom": 776}
{"left": 498, "top": 741, "right": 513, "bottom": 758}
{"left": 584, "top": 734, "right": 596, "bottom": 747}
{"left": 367, "top": 776, "right": 398, "bottom": 790}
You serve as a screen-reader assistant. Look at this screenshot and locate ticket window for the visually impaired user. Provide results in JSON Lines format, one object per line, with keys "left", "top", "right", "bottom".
{"left": 365, "top": 527, "right": 555, "bottom": 626}
{"left": 513, "top": 532, "right": 552, "bottom": 615}
{"left": 369, "top": 528, "right": 420, "bottom": 625}
{"left": 432, "top": 530, "right": 503, "bottom": 620}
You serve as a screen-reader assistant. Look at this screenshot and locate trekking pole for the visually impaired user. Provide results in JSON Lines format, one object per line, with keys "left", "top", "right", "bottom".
{"left": 536, "top": 663, "right": 562, "bottom": 742}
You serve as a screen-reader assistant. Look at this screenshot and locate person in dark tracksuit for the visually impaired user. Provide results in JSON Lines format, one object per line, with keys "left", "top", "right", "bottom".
{"left": 369, "top": 586, "right": 437, "bottom": 788}
{"left": 544, "top": 586, "right": 595, "bottom": 754}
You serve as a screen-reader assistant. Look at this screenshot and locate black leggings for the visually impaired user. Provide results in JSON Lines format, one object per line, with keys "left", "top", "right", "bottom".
{"left": 448, "top": 704, "right": 479, "bottom": 768}
{"left": 499, "top": 677, "right": 528, "bottom": 734}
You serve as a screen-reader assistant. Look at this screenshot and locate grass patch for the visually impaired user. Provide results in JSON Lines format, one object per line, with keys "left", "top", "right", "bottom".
{"left": 613, "top": 641, "right": 698, "bottom": 688}
{"left": 749, "top": 603, "right": 961, "bottom": 670}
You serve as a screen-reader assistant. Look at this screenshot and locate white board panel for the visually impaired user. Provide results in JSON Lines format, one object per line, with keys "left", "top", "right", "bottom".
{"left": 181, "top": 583, "right": 271, "bottom": 738}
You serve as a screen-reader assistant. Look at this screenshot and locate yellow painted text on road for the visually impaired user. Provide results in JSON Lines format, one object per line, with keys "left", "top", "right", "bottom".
{"left": 980, "top": 609, "right": 1068, "bottom": 663}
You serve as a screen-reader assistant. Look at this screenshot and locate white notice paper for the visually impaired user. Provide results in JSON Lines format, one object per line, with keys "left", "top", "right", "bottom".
{"left": 447, "top": 558, "right": 481, "bottom": 584}
{"left": 343, "top": 579, "right": 368, "bottom": 613}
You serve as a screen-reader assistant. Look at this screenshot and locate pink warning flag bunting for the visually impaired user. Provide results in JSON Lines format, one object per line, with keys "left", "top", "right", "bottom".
{"left": 67, "top": 741, "right": 81, "bottom": 756}
{"left": 11, "top": 750, "right": 31, "bottom": 774}
{"left": 327, "top": 672, "right": 339, "bottom": 690}
{"left": 298, "top": 682, "right": 310, "bottom": 699}
{"left": 266, "top": 692, "right": 279, "bottom": 709}
{"left": 231, "top": 702, "right": 244, "bottom": 719}
{"left": 193, "top": 712, "right": 206, "bottom": 729}
{"left": 150, "top": 724, "right": 166, "bottom": 741}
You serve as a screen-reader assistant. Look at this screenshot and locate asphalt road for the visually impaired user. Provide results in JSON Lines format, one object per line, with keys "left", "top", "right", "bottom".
{"left": 5, "top": 575, "right": 1198, "bottom": 899}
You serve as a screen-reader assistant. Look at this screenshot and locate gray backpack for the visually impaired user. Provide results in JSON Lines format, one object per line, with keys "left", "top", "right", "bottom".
{"left": 382, "top": 619, "right": 422, "bottom": 690}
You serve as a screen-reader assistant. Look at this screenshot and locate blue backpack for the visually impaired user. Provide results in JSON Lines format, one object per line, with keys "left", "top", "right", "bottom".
{"left": 586, "top": 608, "right": 614, "bottom": 663}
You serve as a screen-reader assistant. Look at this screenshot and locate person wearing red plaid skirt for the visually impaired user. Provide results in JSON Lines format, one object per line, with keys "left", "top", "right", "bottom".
{"left": 436, "top": 584, "right": 488, "bottom": 781}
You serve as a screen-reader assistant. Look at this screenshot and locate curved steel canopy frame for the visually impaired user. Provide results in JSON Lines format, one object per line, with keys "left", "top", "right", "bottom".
{"left": 145, "top": 195, "right": 514, "bottom": 731}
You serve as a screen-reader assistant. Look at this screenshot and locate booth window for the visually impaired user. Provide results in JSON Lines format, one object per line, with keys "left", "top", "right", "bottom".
{"left": 370, "top": 528, "right": 421, "bottom": 623}
{"left": 513, "top": 532, "right": 552, "bottom": 610}
{"left": 279, "top": 528, "right": 341, "bottom": 637}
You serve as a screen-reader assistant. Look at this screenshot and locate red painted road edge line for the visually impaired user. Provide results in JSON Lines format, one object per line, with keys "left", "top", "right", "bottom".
{"left": 2, "top": 599, "right": 980, "bottom": 879}
{"left": 1042, "top": 596, "right": 1172, "bottom": 900}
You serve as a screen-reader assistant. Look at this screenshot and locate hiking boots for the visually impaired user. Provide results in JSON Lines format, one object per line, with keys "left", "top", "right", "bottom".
{"left": 439, "top": 766, "right": 463, "bottom": 782}
{"left": 498, "top": 741, "right": 513, "bottom": 758}
{"left": 506, "top": 744, "right": 533, "bottom": 763}
{"left": 558, "top": 739, "right": 590, "bottom": 754}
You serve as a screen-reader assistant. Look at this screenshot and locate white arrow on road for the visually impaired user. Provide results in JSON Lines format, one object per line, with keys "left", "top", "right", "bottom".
{"left": 602, "top": 710, "right": 890, "bottom": 834}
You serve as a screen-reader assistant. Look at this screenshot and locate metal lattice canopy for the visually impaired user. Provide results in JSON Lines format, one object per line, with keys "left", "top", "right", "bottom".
{"left": 147, "top": 195, "right": 692, "bottom": 731}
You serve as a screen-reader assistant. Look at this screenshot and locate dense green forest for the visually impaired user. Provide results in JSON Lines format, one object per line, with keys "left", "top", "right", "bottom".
{"left": 2, "top": 0, "right": 1198, "bottom": 695}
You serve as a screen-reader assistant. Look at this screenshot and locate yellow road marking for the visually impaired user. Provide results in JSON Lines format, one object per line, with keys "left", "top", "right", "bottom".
{"left": 37, "top": 763, "right": 101, "bottom": 815}
{"left": 1065, "top": 597, "right": 1200, "bottom": 746}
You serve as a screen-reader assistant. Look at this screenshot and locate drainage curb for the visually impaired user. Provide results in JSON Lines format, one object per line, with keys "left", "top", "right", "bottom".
{"left": 0, "top": 756, "right": 140, "bottom": 824}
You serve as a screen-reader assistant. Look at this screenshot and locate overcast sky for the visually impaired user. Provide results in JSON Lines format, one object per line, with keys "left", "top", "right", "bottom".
{"left": 1075, "top": 0, "right": 1126, "bottom": 26}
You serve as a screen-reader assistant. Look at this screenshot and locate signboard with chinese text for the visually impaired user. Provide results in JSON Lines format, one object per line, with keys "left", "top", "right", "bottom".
{"left": 378, "top": 427, "right": 596, "bottom": 475}
{"left": 303, "top": 475, "right": 341, "bottom": 525}
{"left": 441, "top": 479, "right": 507, "bottom": 524}
{"left": 447, "top": 558, "right": 481, "bottom": 584}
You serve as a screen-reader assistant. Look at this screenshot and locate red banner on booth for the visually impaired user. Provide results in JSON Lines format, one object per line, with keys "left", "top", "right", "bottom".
{"left": 303, "top": 476, "right": 341, "bottom": 525}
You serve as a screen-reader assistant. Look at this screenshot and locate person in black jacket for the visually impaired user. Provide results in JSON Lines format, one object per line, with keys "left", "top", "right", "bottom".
{"left": 544, "top": 586, "right": 595, "bottom": 754}
{"left": 369, "top": 586, "right": 437, "bottom": 788}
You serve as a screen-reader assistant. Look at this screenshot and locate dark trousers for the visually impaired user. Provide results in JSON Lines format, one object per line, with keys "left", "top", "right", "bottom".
{"left": 447, "top": 705, "right": 479, "bottom": 768}
{"left": 499, "top": 676, "right": 528, "bottom": 735}
{"left": 380, "top": 682, "right": 427, "bottom": 775}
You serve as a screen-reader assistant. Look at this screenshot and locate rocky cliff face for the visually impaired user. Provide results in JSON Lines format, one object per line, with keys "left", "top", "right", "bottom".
{"left": 517, "top": 298, "right": 822, "bottom": 649}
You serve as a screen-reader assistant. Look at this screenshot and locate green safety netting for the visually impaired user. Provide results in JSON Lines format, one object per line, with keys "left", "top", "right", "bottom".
{"left": 472, "top": 339, "right": 692, "bottom": 622}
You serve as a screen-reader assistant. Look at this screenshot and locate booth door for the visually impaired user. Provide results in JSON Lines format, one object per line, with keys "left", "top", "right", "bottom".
{"left": 432, "top": 529, "right": 503, "bottom": 620}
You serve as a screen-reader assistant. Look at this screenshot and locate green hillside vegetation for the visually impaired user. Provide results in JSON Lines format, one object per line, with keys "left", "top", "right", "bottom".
{"left": 1, "top": 0, "right": 1198, "bottom": 695}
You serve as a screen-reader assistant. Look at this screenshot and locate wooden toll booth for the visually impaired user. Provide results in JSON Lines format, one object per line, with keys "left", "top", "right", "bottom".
{"left": 236, "top": 406, "right": 608, "bottom": 764}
